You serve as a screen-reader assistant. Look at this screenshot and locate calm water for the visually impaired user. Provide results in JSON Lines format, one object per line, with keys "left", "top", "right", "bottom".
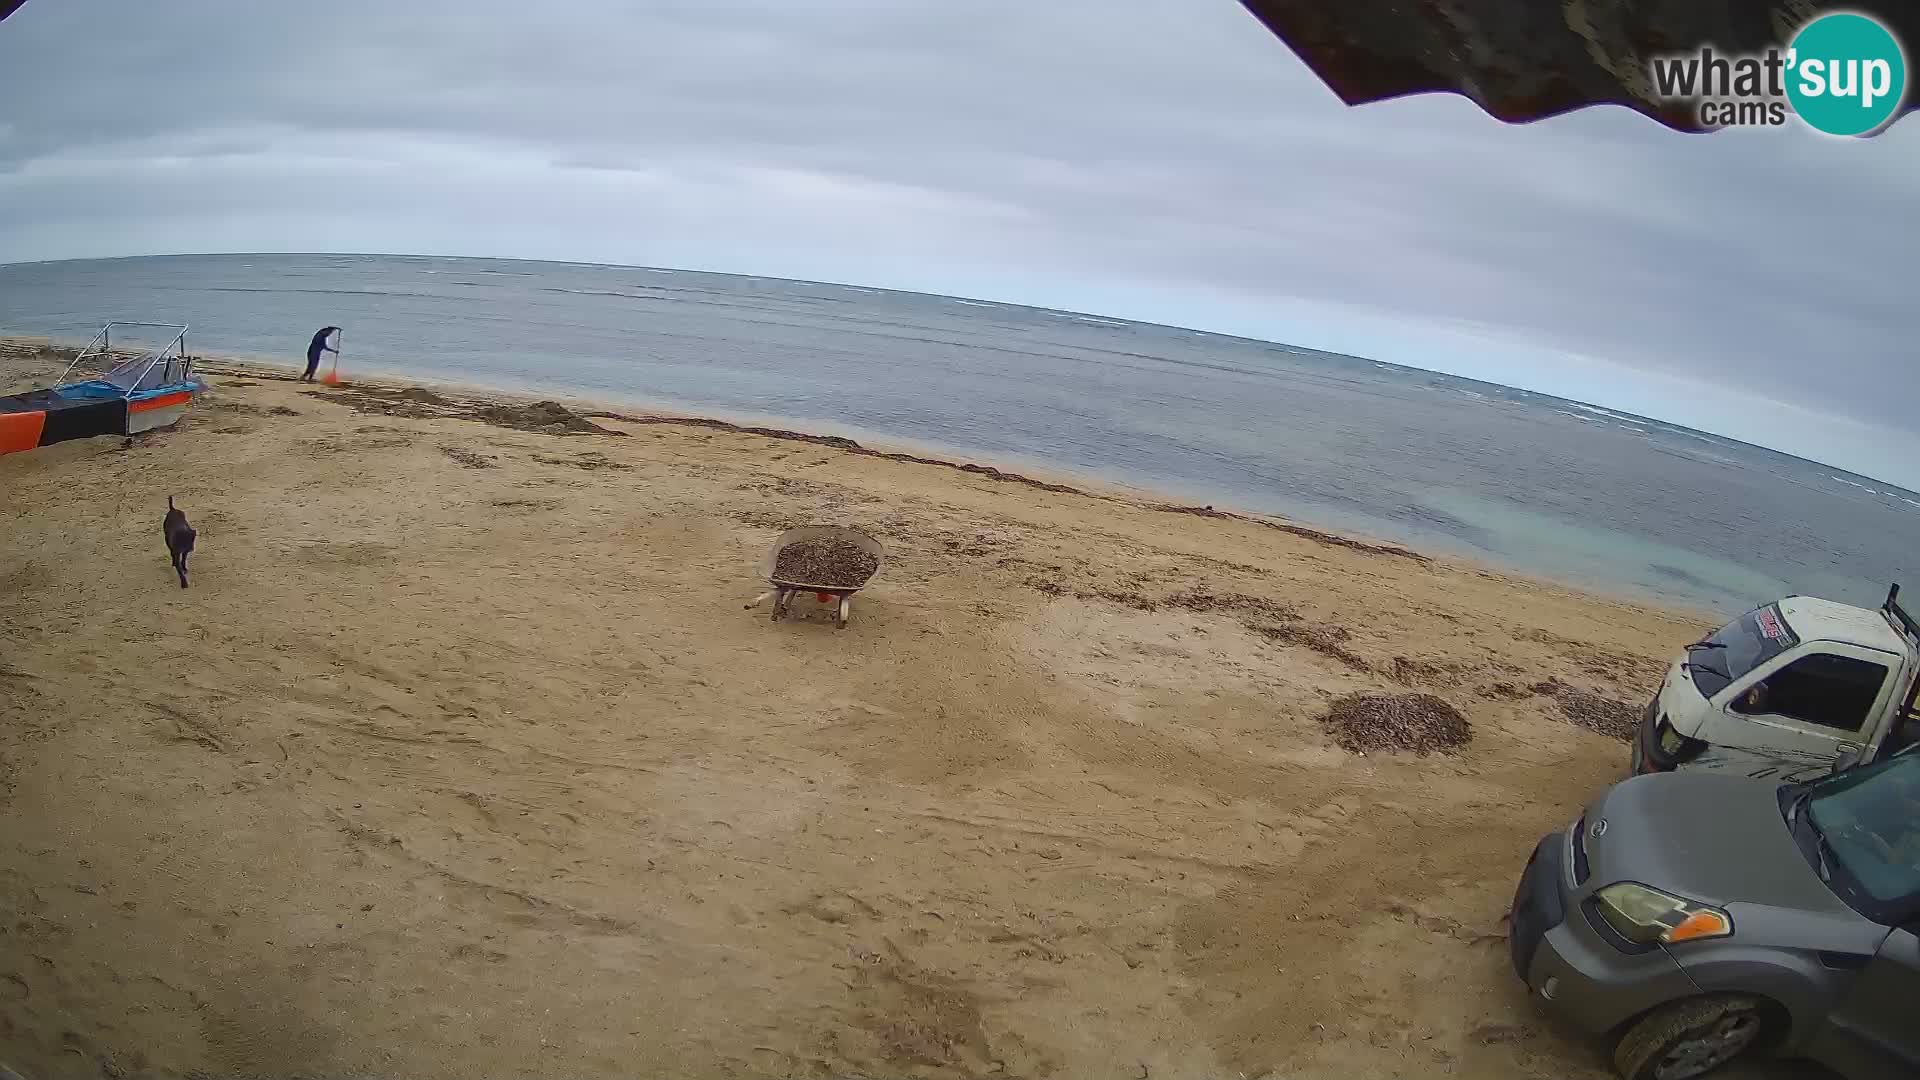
{"left": 4, "top": 252, "right": 1917, "bottom": 616}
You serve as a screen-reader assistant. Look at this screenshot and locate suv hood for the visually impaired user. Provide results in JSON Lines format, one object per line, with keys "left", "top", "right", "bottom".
{"left": 1590, "top": 773, "right": 1854, "bottom": 917}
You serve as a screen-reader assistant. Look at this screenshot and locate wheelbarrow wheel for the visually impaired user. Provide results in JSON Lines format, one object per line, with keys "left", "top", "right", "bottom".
{"left": 836, "top": 596, "right": 851, "bottom": 629}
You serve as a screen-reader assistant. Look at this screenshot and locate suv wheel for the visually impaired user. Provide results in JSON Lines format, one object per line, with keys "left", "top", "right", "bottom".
{"left": 1612, "top": 995, "right": 1767, "bottom": 1080}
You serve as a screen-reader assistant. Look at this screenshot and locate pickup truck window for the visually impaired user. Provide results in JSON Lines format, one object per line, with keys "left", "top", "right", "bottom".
{"left": 1689, "top": 604, "right": 1798, "bottom": 697}
{"left": 1888, "top": 718, "right": 1920, "bottom": 758}
{"left": 1737, "top": 653, "right": 1889, "bottom": 734}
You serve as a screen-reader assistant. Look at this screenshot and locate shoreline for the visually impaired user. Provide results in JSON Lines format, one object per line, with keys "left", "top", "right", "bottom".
{"left": 199, "top": 348, "right": 1722, "bottom": 622}
{"left": 6, "top": 334, "right": 1708, "bottom": 620}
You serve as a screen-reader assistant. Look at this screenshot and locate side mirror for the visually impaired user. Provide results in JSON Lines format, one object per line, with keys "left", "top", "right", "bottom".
{"left": 1832, "top": 747, "right": 1865, "bottom": 775}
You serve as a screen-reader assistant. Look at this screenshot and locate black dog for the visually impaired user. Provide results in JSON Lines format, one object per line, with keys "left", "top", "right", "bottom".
{"left": 163, "top": 497, "right": 196, "bottom": 589}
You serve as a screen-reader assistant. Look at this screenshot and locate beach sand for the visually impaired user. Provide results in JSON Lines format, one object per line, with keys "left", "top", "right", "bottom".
{"left": 0, "top": 340, "right": 1773, "bottom": 1079}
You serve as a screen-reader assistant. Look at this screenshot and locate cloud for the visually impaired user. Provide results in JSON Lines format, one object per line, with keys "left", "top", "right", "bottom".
{"left": 0, "top": 0, "right": 1914, "bottom": 483}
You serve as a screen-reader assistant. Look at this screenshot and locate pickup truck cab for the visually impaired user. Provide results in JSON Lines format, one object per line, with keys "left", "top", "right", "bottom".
{"left": 1632, "top": 585, "right": 1920, "bottom": 776}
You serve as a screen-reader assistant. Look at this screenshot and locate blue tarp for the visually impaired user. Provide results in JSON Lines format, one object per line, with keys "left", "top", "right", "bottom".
{"left": 51, "top": 380, "right": 128, "bottom": 402}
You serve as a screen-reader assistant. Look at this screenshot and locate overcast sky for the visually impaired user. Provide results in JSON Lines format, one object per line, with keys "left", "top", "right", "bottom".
{"left": 1, "top": 0, "right": 1916, "bottom": 486}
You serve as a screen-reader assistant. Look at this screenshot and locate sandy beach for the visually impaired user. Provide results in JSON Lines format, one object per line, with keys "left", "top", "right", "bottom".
{"left": 1, "top": 339, "right": 1759, "bottom": 1079}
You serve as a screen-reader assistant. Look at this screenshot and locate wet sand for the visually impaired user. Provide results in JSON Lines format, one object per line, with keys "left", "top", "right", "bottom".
{"left": 2, "top": 339, "right": 1791, "bottom": 1079}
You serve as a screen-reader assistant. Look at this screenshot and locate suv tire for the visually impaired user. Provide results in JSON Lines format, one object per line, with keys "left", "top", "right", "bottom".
{"left": 1612, "top": 994, "right": 1767, "bottom": 1080}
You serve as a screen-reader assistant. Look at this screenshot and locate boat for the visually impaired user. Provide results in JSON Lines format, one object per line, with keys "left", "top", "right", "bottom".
{"left": 0, "top": 322, "right": 206, "bottom": 457}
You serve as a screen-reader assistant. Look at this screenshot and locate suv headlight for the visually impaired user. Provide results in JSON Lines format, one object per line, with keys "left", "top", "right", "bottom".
{"left": 1594, "top": 882, "right": 1733, "bottom": 945}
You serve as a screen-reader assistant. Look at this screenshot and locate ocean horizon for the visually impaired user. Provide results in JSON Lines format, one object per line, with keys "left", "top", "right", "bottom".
{"left": 4, "top": 251, "right": 1916, "bottom": 616}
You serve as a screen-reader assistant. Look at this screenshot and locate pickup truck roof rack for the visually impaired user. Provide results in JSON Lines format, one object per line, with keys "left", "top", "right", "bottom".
{"left": 1888, "top": 584, "right": 1920, "bottom": 729}
{"left": 1886, "top": 584, "right": 1919, "bottom": 642}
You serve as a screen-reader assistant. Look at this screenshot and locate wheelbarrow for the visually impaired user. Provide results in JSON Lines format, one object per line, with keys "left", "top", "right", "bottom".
{"left": 744, "top": 525, "right": 884, "bottom": 629}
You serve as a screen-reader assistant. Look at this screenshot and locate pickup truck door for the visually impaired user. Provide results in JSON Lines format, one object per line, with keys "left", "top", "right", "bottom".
{"left": 1713, "top": 644, "right": 1901, "bottom": 763}
{"left": 1812, "top": 927, "right": 1920, "bottom": 1079}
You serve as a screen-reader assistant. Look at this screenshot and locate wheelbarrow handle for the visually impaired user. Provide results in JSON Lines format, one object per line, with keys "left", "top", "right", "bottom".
{"left": 745, "top": 589, "right": 778, "bottom": 611}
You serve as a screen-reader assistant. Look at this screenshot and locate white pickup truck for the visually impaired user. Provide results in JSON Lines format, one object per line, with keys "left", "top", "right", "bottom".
{"left": 1631, "top": 584, "right": 1920, "bottom": 777}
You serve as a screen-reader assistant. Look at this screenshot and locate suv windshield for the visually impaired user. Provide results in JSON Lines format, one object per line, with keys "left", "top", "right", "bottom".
{"left": 1688, "top": 603, "right": 1798, "bottom": 697}
{"left": 1792, "top": 748, "right": 1920, "bottom": 923}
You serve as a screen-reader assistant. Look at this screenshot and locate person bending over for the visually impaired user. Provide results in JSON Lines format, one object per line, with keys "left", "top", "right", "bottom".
{"left": 303, "top": 326, "right": 340, "bottom": 382}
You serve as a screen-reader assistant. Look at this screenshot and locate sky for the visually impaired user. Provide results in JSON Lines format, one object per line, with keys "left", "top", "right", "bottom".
{"left": 0, "top": 0, "right": 1916, "bottom": 487}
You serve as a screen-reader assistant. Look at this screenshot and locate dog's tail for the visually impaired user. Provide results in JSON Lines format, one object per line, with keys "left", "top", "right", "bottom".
{"left": 168, "top": 496, "right": 175, "bottom": 511}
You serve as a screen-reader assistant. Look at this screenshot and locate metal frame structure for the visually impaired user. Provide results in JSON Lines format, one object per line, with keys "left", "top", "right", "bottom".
{"left": 57, "top": 321, "right": 192, "bottom": 395}
{"left": 1886, "top": 584, "right": 1920, "bottom": 728}
{"left": 1886, "top": 583, "right": 1919, "bottom": 641}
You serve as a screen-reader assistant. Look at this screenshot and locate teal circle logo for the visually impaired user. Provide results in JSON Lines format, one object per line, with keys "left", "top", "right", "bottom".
{"left": 1786, "top": 12, "right": 1908, "bottom": 136}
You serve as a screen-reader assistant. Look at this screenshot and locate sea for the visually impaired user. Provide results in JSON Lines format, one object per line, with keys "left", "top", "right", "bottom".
{"left": 3, "top": 252, "right": 1916, "bottom": 618}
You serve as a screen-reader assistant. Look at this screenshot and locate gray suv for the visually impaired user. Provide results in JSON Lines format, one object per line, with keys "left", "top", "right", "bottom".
{"left": 1509, "top": 745, "right": 1920, "bottom": 1079}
